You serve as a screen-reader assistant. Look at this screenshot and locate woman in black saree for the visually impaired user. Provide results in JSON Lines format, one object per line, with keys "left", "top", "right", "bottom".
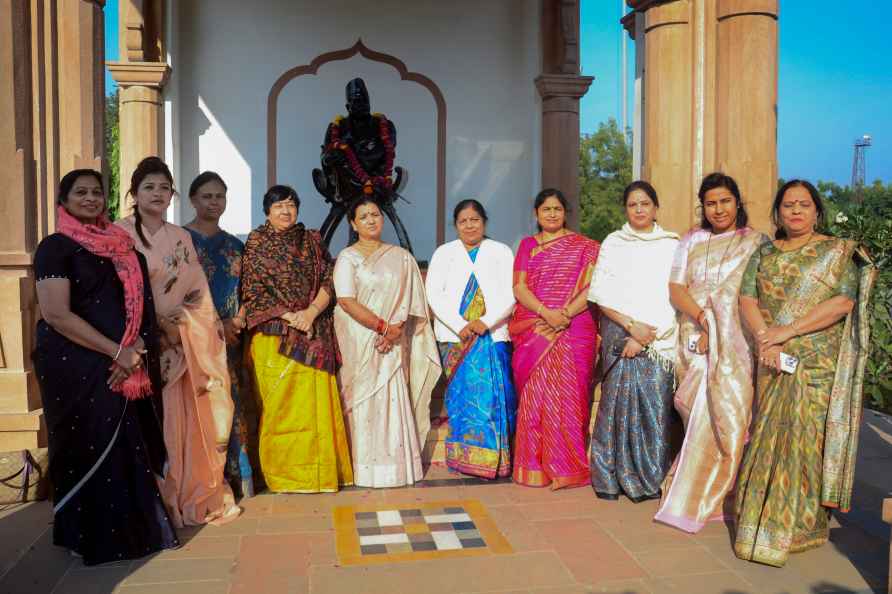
{"left": 33, "top": 169, "right": 178, "bottom": 565}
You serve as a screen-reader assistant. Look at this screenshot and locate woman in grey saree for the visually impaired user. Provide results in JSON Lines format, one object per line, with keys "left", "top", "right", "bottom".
{"left": 588, "top": 182, "right": 679, "bottom": 501}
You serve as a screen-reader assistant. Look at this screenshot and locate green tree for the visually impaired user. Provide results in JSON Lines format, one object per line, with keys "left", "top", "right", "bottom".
{"left": 819, "top": 179, "right": 892, "bottom": 413}
{"left": 578, "top": 118, "right": 631, "bottom": 242}
{"left": 104, "top": 90, "right": 120, "bottom": 220}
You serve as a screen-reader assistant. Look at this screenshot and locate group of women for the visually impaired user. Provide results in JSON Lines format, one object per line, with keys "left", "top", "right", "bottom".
{"left": 35, "top": 157, "right": 873, "bottom": 570}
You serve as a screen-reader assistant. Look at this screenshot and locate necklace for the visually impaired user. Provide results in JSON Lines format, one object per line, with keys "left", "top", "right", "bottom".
{"left": 355, "top": 240, "right": 381, "bottom": 257}
{"left": 702, "top": 229, "right": 738, "bottom": 286}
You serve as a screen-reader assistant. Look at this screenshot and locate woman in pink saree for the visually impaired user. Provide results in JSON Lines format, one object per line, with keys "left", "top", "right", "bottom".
{"left": 510, "top": 189, "right": 600, "bottom": 489}
{"left": 117, "top": 157, "right": 240, "bottom": 527}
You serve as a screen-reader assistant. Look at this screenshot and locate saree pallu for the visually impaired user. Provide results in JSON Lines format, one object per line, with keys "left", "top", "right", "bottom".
{"left": 654, "top": 228, "right": 763, "bottom": 532}
{"left": 510, "top": 234, "right": 600, "bottom": 489}
{"left": 733, "top": 239, "right": 875, "bottom": 567}
{"left": 590, "top": 317, "right": 675, "bottom": 501}
{"left": 334, "top": 245, "right": 442, "bottom": 488}
{"left": 187, "top": 228, "right": 254, "bottom": 498}
{"left": 440, "top": 249, "right": 516, "bottom": 478}
{"left": 118, "top": 219, "right": 239, "bottom": 527}
{"left": 250, "top": 334, "right": 353, "bottom": 492}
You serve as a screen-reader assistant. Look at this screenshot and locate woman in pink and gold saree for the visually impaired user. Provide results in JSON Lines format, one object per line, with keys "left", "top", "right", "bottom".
{"left": 510, "top": 189, "right": 600, "bottom": 489}
{"left": 654, "top": 173, "right": 764, "bottom": 533}
{"left": 117, "top": 157, "right": 240, "bottom": 527}
{"left": 334, "top": 199, "right": 442, "bottom": 488}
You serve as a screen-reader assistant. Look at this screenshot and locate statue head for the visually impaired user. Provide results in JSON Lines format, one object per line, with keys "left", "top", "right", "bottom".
{"left": 345, "top": 78, "right": 371, "bottom": 118}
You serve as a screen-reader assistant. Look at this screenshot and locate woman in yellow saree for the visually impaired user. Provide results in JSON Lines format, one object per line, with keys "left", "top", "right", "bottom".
{"left": 334, "top": 198, "right": 441, "bottom": 488}
{"left": 241, "top": 185, "right": 353, "bottom": 493}
{"left": 117, "top": 157, "right": 240, "bottom": 526}
{"left": 734, "top": 180, "right": 876, "bottom": 567}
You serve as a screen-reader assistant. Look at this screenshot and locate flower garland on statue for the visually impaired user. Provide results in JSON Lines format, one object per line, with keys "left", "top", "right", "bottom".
{"left": 327, "top": 113, "right": 395, "bottom": 196}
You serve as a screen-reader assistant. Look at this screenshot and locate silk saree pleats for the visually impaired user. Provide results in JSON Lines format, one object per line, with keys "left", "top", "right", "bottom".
{"left": 250, "top": 334, "right": 353, "bottom": 493}
{"left": 590, "top": 317, "right": 675, "bottom": 501}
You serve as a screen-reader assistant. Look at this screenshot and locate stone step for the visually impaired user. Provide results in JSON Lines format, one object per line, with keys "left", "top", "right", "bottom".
{"left": 0, "top": 410, "right": 46, "bottom": 453}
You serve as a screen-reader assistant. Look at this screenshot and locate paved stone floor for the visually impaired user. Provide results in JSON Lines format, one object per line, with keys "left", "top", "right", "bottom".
{"left": 2, "top": 410, "right": 891, "bottom": 594}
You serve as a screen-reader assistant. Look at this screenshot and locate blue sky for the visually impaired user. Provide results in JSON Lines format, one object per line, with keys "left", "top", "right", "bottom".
{"left": 581, "top": 1, "right": 891, "bottom": 186}
{"left": 105, "top": 0, "right": 889, "bottom": 186}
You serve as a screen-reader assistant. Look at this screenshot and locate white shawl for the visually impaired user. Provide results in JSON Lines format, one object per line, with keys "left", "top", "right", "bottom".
{"left": 588, "top": 223, "right": 680, "bottom": 366}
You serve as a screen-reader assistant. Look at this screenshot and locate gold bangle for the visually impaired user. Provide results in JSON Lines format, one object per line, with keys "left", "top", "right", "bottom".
{"left": 536, "top": 304, "right": 544, "bottom": 316}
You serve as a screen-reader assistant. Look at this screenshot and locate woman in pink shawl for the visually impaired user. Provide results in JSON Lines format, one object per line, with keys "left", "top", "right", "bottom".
{"left": 510, "top": 189, "right": 600, "bottom": 489}
{"left": 117, "top": 157, "right": 240, "bottom": 527}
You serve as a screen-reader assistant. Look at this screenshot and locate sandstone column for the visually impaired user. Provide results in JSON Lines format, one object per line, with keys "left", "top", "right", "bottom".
{"left": 626, "top": 0, "right": 778, "bottom": 235}
{"left": 0, "top": 0, "right": 41, "bottom": 452}
{"left": 539, "top": 0, "right": 594, "bottom": 231}
{"left": 107, "top": 0, "right": 168, "bottom": 213}
{"left": 714, "top": 0, "right": 779, "bottom": 232}
{"left": 106, "top": 64, "right": 169, "bottom": 212}
{"left": 0, "top": 0, "right": 108, "bottom": 454}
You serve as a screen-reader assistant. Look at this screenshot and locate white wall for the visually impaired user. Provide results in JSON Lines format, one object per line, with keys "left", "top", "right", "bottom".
{"left": 171, "top": 0, "right": 541, "bottom": 260}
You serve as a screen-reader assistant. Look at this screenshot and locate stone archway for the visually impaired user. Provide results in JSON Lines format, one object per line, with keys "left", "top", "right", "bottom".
{"left": 267, "top": 39, "right": 448, "bottom": 245}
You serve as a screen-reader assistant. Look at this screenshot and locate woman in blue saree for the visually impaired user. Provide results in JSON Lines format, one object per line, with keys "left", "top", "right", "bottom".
{"left": 426, "top": 200, "right": 517, "bottom": 478}
{"left": 185, "top": 171, "right": 254, "bottom": 498}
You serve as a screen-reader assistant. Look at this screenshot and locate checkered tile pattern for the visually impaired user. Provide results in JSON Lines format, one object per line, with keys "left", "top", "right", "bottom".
{"left": 354, "top": 506, "right": 488, "bottom": 555}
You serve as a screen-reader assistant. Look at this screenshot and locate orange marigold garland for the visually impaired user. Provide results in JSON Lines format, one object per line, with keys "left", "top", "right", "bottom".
{"left": 327, "top": 113, "right": 395, "bottom": 196}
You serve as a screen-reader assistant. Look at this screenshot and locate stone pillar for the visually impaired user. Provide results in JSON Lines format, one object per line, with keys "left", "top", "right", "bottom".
{"left": 0, "top": 0, "right": 107, "bottom": 454}
{"left": 0, "top": 0, "right": 42, "bottom": 452}
{"left": 640, "top": 0, "right": 695, "bottom": 234}
{"left": 539, "top": 0, "right": 593, "bottom": 231}
{"left": 715, "top": 0, "right": 779, "bottom": 232}
{"left": 107, "top": 0, "right": 168, "bottom": 214}
{"left": 626, "top": 0, "right": 778, "bottom": 235}
{"left": 106, "top": 63, "right": 169, "bottom": 213}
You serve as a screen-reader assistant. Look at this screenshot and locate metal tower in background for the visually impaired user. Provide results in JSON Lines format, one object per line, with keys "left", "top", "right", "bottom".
{"left": 851, "top": 134, "right": 872, "bottom": 192}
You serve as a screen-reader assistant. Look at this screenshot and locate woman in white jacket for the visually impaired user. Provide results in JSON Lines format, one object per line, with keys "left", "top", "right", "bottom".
{"left": 426, "top": 199, "right": 517, "bottom": 478}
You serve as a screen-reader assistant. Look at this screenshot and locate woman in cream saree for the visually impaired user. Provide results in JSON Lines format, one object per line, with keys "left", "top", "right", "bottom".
{"left": 118, "top": 157, "right": 239, "bottom": 526}
{"left": 334, "top": 199, "right": 441, "bottom": 488}
{"left": 654, "top": 173, "right": 764, "bottom": 532}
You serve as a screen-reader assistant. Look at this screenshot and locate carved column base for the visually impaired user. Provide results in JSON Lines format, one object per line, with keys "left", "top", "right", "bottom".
{"left": 536, "top": 74, "right": 594, "bottom": 231}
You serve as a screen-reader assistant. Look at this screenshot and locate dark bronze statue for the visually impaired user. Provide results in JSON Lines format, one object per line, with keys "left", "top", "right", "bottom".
{"left": 312, "top": 78, "right": 413, "bottom": 253}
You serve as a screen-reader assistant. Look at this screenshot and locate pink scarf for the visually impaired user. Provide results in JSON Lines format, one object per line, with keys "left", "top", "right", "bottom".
{"left": 56, "top": 206, "right": 152, "bottom": 399}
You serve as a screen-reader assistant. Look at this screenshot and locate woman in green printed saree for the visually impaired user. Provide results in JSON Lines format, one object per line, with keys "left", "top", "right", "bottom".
{"left": 733, "top": 180, "right": 877, "bottom": 567}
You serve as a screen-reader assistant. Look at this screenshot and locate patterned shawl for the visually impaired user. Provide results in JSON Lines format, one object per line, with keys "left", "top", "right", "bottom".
{"left": 241, "top": 221, "right": 339, "bottom": 373}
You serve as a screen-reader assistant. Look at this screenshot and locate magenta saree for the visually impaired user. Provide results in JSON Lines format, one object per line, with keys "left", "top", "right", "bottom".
{"left": 510, "top": 233, "right": 600, "bottom": 489}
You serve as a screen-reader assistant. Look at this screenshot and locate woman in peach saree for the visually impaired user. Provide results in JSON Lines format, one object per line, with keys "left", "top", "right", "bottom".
{"left": 510, "top": 189, "right": 600, "bottom": 489}
{"left": 118, "top": 157, "right": 240, "bottom": 526}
